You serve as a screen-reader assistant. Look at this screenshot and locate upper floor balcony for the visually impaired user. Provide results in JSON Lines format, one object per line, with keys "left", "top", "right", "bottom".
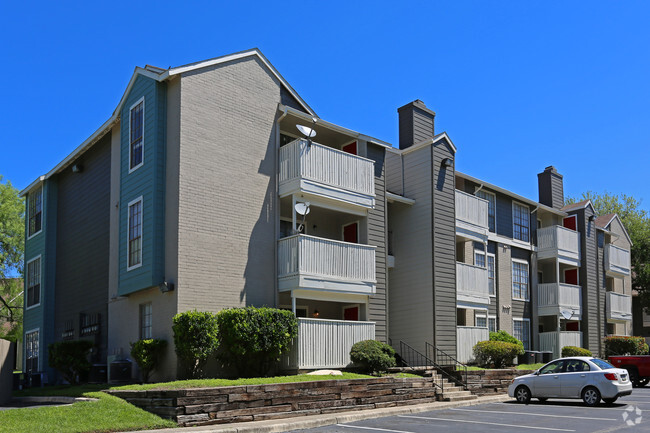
{"left": 278, "top": 234, "right": 376, "bottom": 296}
{"left": 456, "top": 262, "right": 490, "bottom": 307}
{"left": 455, "top": 190, "right": 489, "bottom": 243}
{"left": 537, "top": 225, "right": 580, "bottom": 265}
{"left": 537, "top": 283, "right": 582, "bottom": 319}
{"left": 606, "top": 291, "right": 632, "bottom": 322}
{"left": 279, "top": 139, "right": 375, "bottom": 210}
{"left": 605, "top": 244, "right": 631, "bottom": 278}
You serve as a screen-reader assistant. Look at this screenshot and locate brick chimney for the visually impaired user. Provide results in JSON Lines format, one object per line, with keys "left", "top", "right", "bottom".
{"left": 398, "top": 100, "right": 436, "bottom": 150}
{"left": 537, "top": 166, "right": 564, "bottom": 209}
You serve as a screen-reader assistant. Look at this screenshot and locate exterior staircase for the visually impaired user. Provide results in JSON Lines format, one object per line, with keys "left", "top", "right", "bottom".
{"left": 423, "top": 368, "right": 477, "bottom": 402}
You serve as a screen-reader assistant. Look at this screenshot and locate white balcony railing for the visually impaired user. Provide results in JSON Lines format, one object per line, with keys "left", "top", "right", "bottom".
{"left": 455, "top": 190, "right": 489, "bottom": 242}
{"left": 605, "top": 244, "right": 631, "bottom": 277}
{"left": 537, "top": 283, "right": 582, "bottom": 319}
{"left": 606, "top": 291, "right": 632, "bottom": 322}
{"left": 278, "top": 235, "right": 376, "bottom": 294}
{"left": 457, "top": 326, "right": 489, "bottom": 364}
{"left": 279, "top": 139, "right": 375, "bottom": 207}
{"left": 537, "top": 225, "right": 580, "bottom": 264}
{"left": 283, "top": 318, "right": 375, "bottom": 369}
{"left": 539, "top": 331, "right": 582, "bottom": 359}
{"left": 456, "top": 262, "right": 490, "bottom": 306}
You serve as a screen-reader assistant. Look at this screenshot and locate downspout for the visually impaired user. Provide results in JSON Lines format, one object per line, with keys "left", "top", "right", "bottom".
{"left": 274, "top": 106, "right": 288, "bottom": 310}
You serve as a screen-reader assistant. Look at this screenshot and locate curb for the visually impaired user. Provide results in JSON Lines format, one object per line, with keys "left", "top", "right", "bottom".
{"left": 10, "top": 396, "right": 97, "bottom": 404}
{"left": 127, "top": 394, "right": 512, "bottom": 433}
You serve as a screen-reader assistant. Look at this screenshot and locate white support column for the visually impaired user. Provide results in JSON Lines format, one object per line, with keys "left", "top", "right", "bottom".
{"left": 291, "top": 293, "right": 296, "bottom": 314}
{"left": 292, "top": 195, "right": 297, "bottom": 233}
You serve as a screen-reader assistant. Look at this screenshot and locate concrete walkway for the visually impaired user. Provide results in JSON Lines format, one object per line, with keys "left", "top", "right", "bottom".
{"left": 125, "top": 394, "right": 511, "bottom": 433}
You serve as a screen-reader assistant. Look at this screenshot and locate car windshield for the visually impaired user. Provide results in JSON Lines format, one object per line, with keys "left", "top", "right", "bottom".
{"left": 590, "top": 358, "right": 615, "bottom": 370}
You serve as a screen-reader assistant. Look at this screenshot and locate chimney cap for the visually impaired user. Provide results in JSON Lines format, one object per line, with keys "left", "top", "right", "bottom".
{"left": 397, "top": 99, "right": 436, "bottom": 117}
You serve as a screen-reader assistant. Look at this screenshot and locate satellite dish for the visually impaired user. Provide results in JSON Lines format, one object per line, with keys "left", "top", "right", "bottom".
{"left": 560, "top": 309, "right": 573, "bottom": 320}
{"left": 295, "top": 202, "right": 310, "bottom": 216}
{"left": 296, "top": 124, "right": 317, "bottom": 138}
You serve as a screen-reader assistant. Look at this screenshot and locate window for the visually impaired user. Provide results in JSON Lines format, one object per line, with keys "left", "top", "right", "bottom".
{"left": 474, "top": 250, "right": 486, "bottom": 268}
{"left": 512, "top": 202, "right": 530, "bottom": 242}
{"left": 127, "top": 198, "right": 143, "bottom": 270}
{"left": 488, "top": 316, "right": 497, "bottom": 333}
{"left": 28, "top": 186, "right": 43, "bottom": 237}
{"left": 25, "top": 330, "right": 39, "bottom": 372}
{"left": 487, "top": 254, "right": 496, "bottom": 296}
{"left": 512, "top": 260, "right": 529, "bottom": 300}
{"left": 476, "top": 190, "right": 496, "bottom": 232}
{"left": 513, "top": 318, "right": 530, "bottom": 350}
{"left": 26, "top": 257, "right": 41, "bottom": 308}
{"left": 129, "top": 99, "right": 144, "bottom": 171}
{"left": 475, "top": 314, "right": 487, "bottom": 328}
{"left": 140, "top": 303, "right": 152, "bottom": 340}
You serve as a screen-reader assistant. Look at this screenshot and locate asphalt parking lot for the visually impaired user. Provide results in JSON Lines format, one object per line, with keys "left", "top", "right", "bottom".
{"left": 291, "top": 387, "right": 650, "bottom": 433}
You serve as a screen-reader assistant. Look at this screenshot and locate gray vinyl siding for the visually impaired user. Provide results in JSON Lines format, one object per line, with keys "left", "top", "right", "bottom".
{"left": 54, "top": 133, "right": 111, "bottom": 361}
{"left": 385, "top": 151, "right": 403, "bottom": 194}
{"left": 537, "top": 170, "right": 564, "bottom": 210}
{"left": 280, "top": 87, "right": 306, "bottom": 112}
{"left": 431, "top": 139, "right": 457, "bottom": 357}
{"left": 367, "top": 143, "right": 387, "bottom": 342}
{"left": 398, "top": 102, "right": 435, "bottom": 149}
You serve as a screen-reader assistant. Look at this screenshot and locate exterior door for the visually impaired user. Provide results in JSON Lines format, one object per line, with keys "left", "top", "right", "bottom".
{"left": 344, "top": 306, "right": 359, "bottom": 321}
{"left": 565, "top": 269, "right": 578, "bottom": 286}
{"left": 343, "top": 222, "right": 358, "bottom": 244}
{"left": 342, "top": 141, "right": 357, "bottom": 155}
{"left": 563, "top": 215, "right": 577, "bottom": 231}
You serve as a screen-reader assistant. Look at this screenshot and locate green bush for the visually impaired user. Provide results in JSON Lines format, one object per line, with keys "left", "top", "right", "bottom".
{"left": 48, "top": 340, "right": 93, "bottom": 385}
{"left": 473, "top": 340, "right": 520, "bottom": 368}
{"left": 489, "top": 330, "right": 525, "bottom": 355}
{"left": 130, "top": 339, "right": 167, "bottom": 383}
{"left": 561, "top": 346, "right": 592, "bottom": 357}
{"left": 172, "top": 310, "right": 219, "bottom": 379}
{"left": 604, "top": 336, "right": 649, "bottom": 356}
{"left": 216, "top": 307, "right": 298, "bottom": 377}
{"left": 349, "top": 340, "right": 396, "bottom": 374}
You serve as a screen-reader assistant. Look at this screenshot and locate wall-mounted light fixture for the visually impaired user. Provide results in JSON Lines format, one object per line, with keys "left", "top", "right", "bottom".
{"left": 312, "top": 309, "right": 320, "bottom": 318}
{"left": 159, "top": 281, "right": 175, "bottom": 293}
{"left": 588, "top": 215, "right": 595, "bottom": 222}
{"left": 442, "top": 157, "right": 453, "bottom": 167}
{"left": 72, "top": 163, "right": 83, "bottom": 173}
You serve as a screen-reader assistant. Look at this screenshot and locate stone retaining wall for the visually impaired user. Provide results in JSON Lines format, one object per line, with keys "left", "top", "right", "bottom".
{"left": 109, "top": 377, "right": 438, "bottom": 426}
{"left": 463, "top": 369, "right": 534, "bottom": 396}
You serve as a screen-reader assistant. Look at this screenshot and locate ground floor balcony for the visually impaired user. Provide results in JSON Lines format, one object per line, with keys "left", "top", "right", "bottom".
{"left": 282, "top": 318, "right": 375, "bottom": 369}
{"left": 537, "top": 283, "right": 582, "bottom": 319}
{"left": 606, "top": 291, "right": 632, "bottom": 322}
{"left": 539, "top": 331, "right": 582, "bottom": 359}
{"left": 456, "top": 262, "right": 490, "bottom": 307}
{"left": 456, "top": 326, "right": 489, "bottom": 364}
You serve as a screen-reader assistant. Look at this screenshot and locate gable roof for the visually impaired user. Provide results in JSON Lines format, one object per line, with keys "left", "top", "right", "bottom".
{"left": 561, "top": 200, "right": 591, "bottom": 212}
{"left": 595, "top": 213, "right": 633, "bottom": 245}
{"left": 595, "top": 213, "right": 617, "bottom": 229}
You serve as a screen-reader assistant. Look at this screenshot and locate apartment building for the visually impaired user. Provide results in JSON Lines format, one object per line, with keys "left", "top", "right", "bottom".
{"left": 21, "top": 50, "right": 633, "bottom": 382}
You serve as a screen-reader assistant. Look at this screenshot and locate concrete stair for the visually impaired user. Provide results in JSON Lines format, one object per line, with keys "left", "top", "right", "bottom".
{"left": 424, "top": 369, "right": 477, "bottom": 402}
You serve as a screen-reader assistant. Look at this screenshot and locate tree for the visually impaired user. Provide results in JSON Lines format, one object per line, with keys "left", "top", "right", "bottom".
{"left": 565, "top": 191, "right": 650, "bottom": 312}
{"left": 0, "top": 176, "right": 24, "bottom": 342}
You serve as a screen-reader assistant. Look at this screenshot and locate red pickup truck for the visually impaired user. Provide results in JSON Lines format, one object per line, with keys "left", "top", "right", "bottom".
{"left": 609, "top": 356, "right": 650, "bottom": 387}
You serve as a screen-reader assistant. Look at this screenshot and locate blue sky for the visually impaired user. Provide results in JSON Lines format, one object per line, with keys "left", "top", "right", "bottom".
{"left": 1, "top": 1, "right": 649, "bottom": 211}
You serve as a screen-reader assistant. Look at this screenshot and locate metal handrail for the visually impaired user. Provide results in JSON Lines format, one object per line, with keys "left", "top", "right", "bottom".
{"left": 425, "top": 342, "right": 468, "bottom": 390}
{"left": 398, "top": 341, "right": 443, "bottom": 393}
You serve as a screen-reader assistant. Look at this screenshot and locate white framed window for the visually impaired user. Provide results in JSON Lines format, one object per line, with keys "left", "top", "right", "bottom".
{"left": 512, "top": 201, "right": 530, "bottom": 242}
{"left": 475, "top": 313, "right": 487, "bottom": 328}
{"left": 26, "top": 256, "right": 41, "bottom": 309}
{"left": 487, "top": 253, "right": 496, "bottom": 296}
{"left": 139, "top": 303, "right": 152, "bottom": 340}
{"left": 127, "top": 197, "right": 143, "bottom": 270}
{"left": 129, "top": 97, "right": 145, "bottom": 172}
{"left": 25, "top": 329, "right": 39, "bottom": 372}
{"left": 512, "top": 259, "right": 529, "bottom": 300}
{"left": 488, "top": 316, "right": 497, "bottom": 333}
{"left": 476, "top": 190, "right": 496, "bottom": 232}
{"left": 474, "top": 250, "right": 486, "bottom": 268}
{"left": 28, "top": 186, "right": 43, "bottom": 238}
{"left": 513, "top": 318, "right": 531, "bottom": 350}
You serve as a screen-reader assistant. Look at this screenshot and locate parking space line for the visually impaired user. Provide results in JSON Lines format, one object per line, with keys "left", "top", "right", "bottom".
{"left": 398, "top": 415, "right": 576, "bottom": 431}
{"left": 336, "top": 425, "right": 414, "bottom": 433}
{"left": 450, "top": 407, "right": 616, "bottom": 421}
{"left": 498, "top": 402, "right": 628, "bottom": 410}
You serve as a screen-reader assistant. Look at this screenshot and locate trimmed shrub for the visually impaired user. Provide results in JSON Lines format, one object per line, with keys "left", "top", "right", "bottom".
{"left": 473, "top": 340, "right": 520, "bottom": 368}
{"left": 604, "top": 336, "right": 649, "bottom": 356}
{"left": 489, "top": 330, "right": 525, "bottom": 355}
{"left": 216, "top": 307, "right": 298, "bottom": 377}
{"left": 561, "top": 346, "right": 592, "bottom": 357}
{"left": 172, "top": 310, "right": 219, "bottom": 379}
{"left": 48, "top": 340, "right": 93, "bottom": 385}
{"left": 350, "top": 340, "right": 396, "bottom": 375}
{"left": 130, "top": 339, "right": 167, "bottom": 383}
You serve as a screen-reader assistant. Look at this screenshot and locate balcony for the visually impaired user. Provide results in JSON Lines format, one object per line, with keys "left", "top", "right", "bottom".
{"left": 539, "top": 331, "right": 582, "bottom": 359}
{"left": 606, "top": 291, "right": 632, "bottom": 322}
{"left": 605, "top": 244, "right": 631, "bottom": 277}
{"left": 455, "top": 190, "right": 489, "bottom": 243}
{"left": 278, "top": 235, "right": 376, "bottom": 295}
{"left": 279, "top": 139, "right": 375, "bottom": 209}
{"left": 283, "top": 318, "right": 375, "bottom": 369}
{"left": 456, "top": 262, "right": 490, "bottom": 307}
{"left": 537, "top": 283, "right": 582, "bottom": 319}
{"left": 457, "top": 326, "right": 489, "bottom": 364}
{"left": 537, "top": 225, "right": 580, "bottom": 265}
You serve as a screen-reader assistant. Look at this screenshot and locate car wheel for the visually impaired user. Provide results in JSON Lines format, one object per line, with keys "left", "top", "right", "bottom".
{"left": 638, "top": 378, "right": 649, "bottom": 388}
{"left": 537, "top": 397, "right": 548, "bottom": 403}
{"left": 628, "top": 368, "right": 641, "bottom": 387}
{"left": 603, "top": 397, "right": 618, "bottom": 404}
{"left": 515, "top": 385, "right": 531, "bottom": 404}
{"left": 582, "top": 387, "right": 601, "bottom": 406}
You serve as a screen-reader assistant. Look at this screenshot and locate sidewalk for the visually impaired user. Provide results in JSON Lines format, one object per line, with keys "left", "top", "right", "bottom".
{"left": 125, "top": 394, "right": 511, "bottom": 433}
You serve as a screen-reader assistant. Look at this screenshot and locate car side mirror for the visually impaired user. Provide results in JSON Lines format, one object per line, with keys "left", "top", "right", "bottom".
{"left": 534, "top": 370, "right": 541, "bottom": 376}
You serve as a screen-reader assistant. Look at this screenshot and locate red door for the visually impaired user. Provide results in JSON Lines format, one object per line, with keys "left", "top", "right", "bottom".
{"left": 566, "top": 322, "right": 580, "bottom": 331}
{"left": 563, "top": 216, "right": 577, "bottom": 231}
{"left": 342, "top": 141, "right": 357, "bottom": 155}
{"left": 344, "top": 306, "right": 359, "bottom": 321}
{"left": 565, "top": 269, "right": 578, "bottom": 286}
{"left": 343, "top": 222, "right": 358, "bottom": 243}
